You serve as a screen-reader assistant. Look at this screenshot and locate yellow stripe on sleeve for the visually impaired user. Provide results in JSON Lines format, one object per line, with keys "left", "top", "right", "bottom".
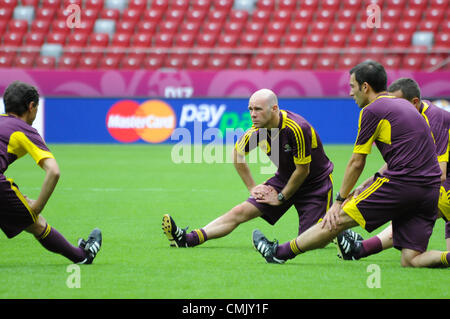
{"left": 7, "top": 131, "right": 54, "bottom": 164}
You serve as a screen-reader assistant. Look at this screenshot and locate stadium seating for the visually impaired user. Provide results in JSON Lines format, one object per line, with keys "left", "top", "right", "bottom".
{"left": 0, "top": 0, "right": 448, "bottom": 70}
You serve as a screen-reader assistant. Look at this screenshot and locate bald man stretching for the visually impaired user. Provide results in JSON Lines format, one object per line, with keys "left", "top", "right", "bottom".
{"left": 162, "top": 89, "right": 335, "bottom": 259}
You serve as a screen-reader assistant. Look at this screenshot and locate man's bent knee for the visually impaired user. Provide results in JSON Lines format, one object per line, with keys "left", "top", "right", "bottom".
{"left": 25, "top": 215, "right": 47, "bottom": 237}
{"left": 228, "top": 202, "right": 262, "bottom": 225}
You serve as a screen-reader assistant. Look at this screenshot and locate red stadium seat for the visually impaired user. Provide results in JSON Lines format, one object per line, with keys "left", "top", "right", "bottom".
{"left": 35, "top": 56, "right": 56, "bottom": 69}
{"left": 434, "top": 33, "right": 450, "bottom": 48}
{"left": 283, "top": 34, "right": 303, "bottom": 48}
{"left": 121, "top": 55, "right": 143, "bottom": 70}
{"left": 353, "top": 21, "right": 374, "bottom": 36}
{"left": 335, "top": 9, "right": 357, "bottom": 23}
{"left": 192, "top": 0, "right": 212, "bottom": 11}
{"left": 385, "top": 0, "right": 407, "bottom": 9}
{"left": 272, "top": 10, "right": 291, "bottom": 22}
{"left": 186, "top": 9, "right": 208, "bottom": 22}
{"left": 370, "top": 33, "right": 390, "bottom": 48}
{"left": 228, "top": 55, "right": 249, "bottom": 69}
{"left": 0, "top": 20, "right": 7, "bottom": 34}
{"left": 403, "top": 8, "right": 422, "bottom": 22}
{"left": 291, "top": 9, "right": 314, "bottom": 23}
{"left": 202, "top": 22, "right": 222, "bottom": 36}
{"left": 154, "top": 33, "right": 174, "bottom": 48}
{"left": 423, "top": 55, "right": 445, "bottom": 70}
{"left": 244, "top": 22, "right": 265, "bottom": 36}
{"left": 347, "top": 33, "right": 369, "bottom": 48}
{"left": 21, "top": 0, "right": 39, "bottom": 7}
{"left": 417, "top": 20, "right": 440, "bottom": 33}
{"left": 382, "top": 55, "right": 401, "bottom": 69}
{"left": 137, "top": 21, "right": 158, "bottom": 35}
{"left": 164, "top": 54, "right": 186, "bottom": 69}
{"left": 441, "top": 20, "right": 450, "bottom": 33}
{"left": 142, "top": 9, "right": 165, "bottom": 24}
{"left": 151, "top": 0, "right": 169, "bottom": 12}
{"left": 35, "top": 8, "right": 56, "bottom": 21}
{"left": 327, "top": 33, "right": 346, "bottom": 48}
{"left": 223, "top": 21, "right": 244, "bottom": 36}
{"left": 122, "top": 9, "right": 142, "bottom": 24}
{"left": 305, "top": 33, "right": 325, "bottom": 48}
{"left": 278, "top": 0, "right": 297, "bottom": 10}
{"left": 342, "top": 0, "right": 363, "bottom": 9}
{"left": 402, "top": 55, "right": 424, "bottom": 70}
{"left": 391, "top": 32, "right": 412, "bottom": 48}
{"left": 99, "top": 9, "right": 120, "bottom": 21}
{"left": 206, "top": 54, "right": 229, "bottom": 70}
{"left": 180, "top": 21, "right": 201, "bottom": 36}
{"left": 3, "top": 32, "right": 24, "bottom": 46}
{"left": 14, "top": 55, "right": 34, "bottom": 68}
{"left": 272, "top": 55, "right": 294, "bottom": 70}
{"left": 143, "top": 55, "right": 165, "bottom": 69}
{"left": 66, "top": 32, "right": 88, "bottom": 47}
{"left": 196, "top": 32, "right": 217, "bottom": 47}
{"left": 310, "top": 21, "right": 331, "bottom": 35}
{"left": 89, "top": 33, "right": 109, "bottom": 47}
{"left": 174, "top": 33, "right": 195, "bottom": 48}
{"left": 261, "top": 33, "right": 281, "bottom": 48}
{"left": 384, "top": 9, "right": 402, "bottom": 23}
{"left": 8, "top": 20, "right": 28, "bottom": 34}
{"left": 315, "top": 9, "right": 334, "bottom": 23}
{"left": 257, "top": 0, "right": 275, "bottom": 11}
{"left": 24, "top": 32, "right": 45, "bottom": 47}
{"left": 266, "top": 21, "right": 288, "bottom": 35}
{"left": 322, "top": 0, "right": 340, "bottom": 10}
{"left": 429, "top": 0, "right": 449, "bottom": 9}
{"left": 0, "top": 54, "right": 14, "bottom": 67}
{"left": 206, "top": 10, "right": 227, "bottom": 25}
{"left": 299, "top": 0, "right": 319, "bottom": 10}
{"left": 31, "top": 19, "right": 51, "bottom": 34}
{"left": 315, "top": 54, "right": 337, "bottom": 70}
{"left": 51, "top": 19, "right": 71, "bottom": 35}
{"left": 85, "top": 0, "right": 104, "bottom": 10}
{"left": 128, "top": 0, "right": 147, "bottom": 10}
{"left": 82, "top": 9, "right": 100, "bottom": 22}
{"left": 171, "top": 0, "right": 189, "bottom": 12}
{"left": 213, "top": 0, "right": 233, "bottom": 12}
{"left": 250, "top": 54, "right": 271, "bottom": 70}
{"left": 165, "top": 10, "right": 185, "bottom": 24}
{"left": 397, "top": 20, "right": 417, "bottom": 34}
{"left": 46, "top": 32, "right": 67, "bottom": 45}
{"left": 0, "top": 0, "right": 17, "bottom": 10}
{"left": 424, "top": 8, "right": 445, "bottom": 23}
{"left": 336, "top": 54, "right": 360, "bottom": 70}
{"left": 78, "top": 56, "right": 99, "bottom": 69}
{"left": 292, "top": 55, "right": 315, "bottom": 70}
{"left": 112, "top": 33, "right": 131, "bottom": 47}
{"left": 132, "top": 33, "right": 152, "bottom": 48}
{"left": 185, "top": 54, "right": 207, "bottom": 69}
{"left": 288, "top": 21, "right": 309, "bottom": 36}
{"left": 409, "top": 0, "right": 428, "bottom": 10}
{"left": 217, "top": 33, "right": 238, "bottom": 48}
{"left": 41, "top": 0, "right": 59, "bottom": 9}
{"left": 159, "top": 21, "right": 178, "bottom": 34}
{"left": 116, "top": 21, "right": 136, "bottom": 35}
{"left": 332, "top": 21, "right": 352, "bottom": 35}
{"left": 228, "top": 9, "right": 249, "bottom": 24}
{"left": 251, "top": 10, "right": 271, "bottom": 24}
{"left": 239, "top": 33, "right": 259, "bottom": 48}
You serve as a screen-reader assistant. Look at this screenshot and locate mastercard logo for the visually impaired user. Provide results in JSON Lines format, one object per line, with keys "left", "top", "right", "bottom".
{"left": 106, "top": 100, "right": 176, "bottom": 143}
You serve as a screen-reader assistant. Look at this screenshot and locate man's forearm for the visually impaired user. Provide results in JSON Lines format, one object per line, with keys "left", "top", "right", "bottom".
{"left": 339, "top": 154, "right": 366, "bottom": 198}
{"left": 233, "top": 151, "right": 256, "bottom": 191}
{"left": 280, "top": 164, "right": 309, "bottom": 200}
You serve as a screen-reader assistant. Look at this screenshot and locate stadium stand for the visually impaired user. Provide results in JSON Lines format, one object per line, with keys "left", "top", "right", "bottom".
{"left": 0, "top": 0, "right": 448, "bottom": 70}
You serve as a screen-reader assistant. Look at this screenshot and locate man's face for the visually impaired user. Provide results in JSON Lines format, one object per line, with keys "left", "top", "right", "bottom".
{"left": 349, "top": 73, "right": 369, "bottom": 108}
{"left": 248, "top": 98, "right": 273, "bottom": 128}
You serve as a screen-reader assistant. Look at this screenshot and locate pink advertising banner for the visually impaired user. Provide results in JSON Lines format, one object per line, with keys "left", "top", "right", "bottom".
{"left": 0, "top": 69, "right": 449, "bottom": 98}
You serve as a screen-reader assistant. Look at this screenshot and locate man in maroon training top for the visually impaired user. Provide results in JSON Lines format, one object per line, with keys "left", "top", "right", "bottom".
{"left": 253, "top": 61, "right": 449, "bottom": 268}
{"left": 0, "top": 81, "right": 102, "bottom": 264}
{"left": 162, "top": 89, "right": 335, "bottom": 258}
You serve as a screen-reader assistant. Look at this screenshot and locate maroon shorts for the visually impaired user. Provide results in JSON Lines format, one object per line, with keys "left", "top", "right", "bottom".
{"left": 247, "top": 174, "right": 333, "bottom": 235}
{"left": 343, "top": 174, "right": 439, "bottom": 252}
{"left": 0, "top": 177, "right": 37, "bottom": 238}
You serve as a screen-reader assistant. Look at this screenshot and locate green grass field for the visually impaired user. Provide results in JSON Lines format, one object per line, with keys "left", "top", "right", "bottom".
{"left": 0, "top": 144, "right": 448, "bottom": 299}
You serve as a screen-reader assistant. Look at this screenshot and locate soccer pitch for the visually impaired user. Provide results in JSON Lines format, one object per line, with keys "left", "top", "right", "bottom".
{"left": 0, "top": 144, "right": 448, "bottom": 299}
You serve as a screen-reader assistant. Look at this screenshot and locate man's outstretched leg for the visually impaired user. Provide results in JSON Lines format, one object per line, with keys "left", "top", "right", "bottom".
{"left": 162, "top": 202, "right": 262, "bottom": 248}
{"left": 26, "top": 215, "right": 102, "bottom": 264}
{"left": 253, "top": 209, "right": 358, "bottom": 263}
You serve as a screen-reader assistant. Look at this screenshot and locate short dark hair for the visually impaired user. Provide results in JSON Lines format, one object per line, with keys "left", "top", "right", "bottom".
{"left": 387, "top": 78, "right": 421, "bottom": 101}
{"left": 349, "top": 60, "right": 387, "bottom": 93}
{"left": 3, "top": 81, "right": 39, "bottom": 116}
